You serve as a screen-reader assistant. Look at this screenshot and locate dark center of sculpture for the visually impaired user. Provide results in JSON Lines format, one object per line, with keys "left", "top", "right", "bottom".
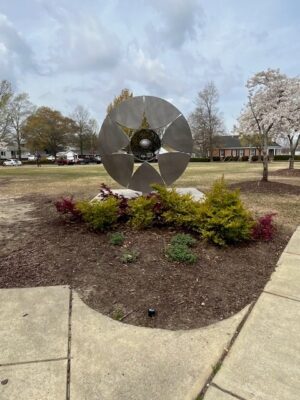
{"left": 130, "top": 128, "right": 161, "bottom": 161}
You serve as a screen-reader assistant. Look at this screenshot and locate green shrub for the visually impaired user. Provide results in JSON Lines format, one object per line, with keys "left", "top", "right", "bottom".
{"left": 274, "top": 154, "right": 300, "bottom": 161}
{"left": 198, "top": 178, "right": 254, "bottom": 245}
{"left": 121, "top": 250, "right": 139, "bottom": 263}
{"left": 190, "top": 157, "right": 210, "bottom": 162}
{"left": 76, "top": 197, "right": 119, "bottom": 231}
{"left": 128, "top": 195, "right": 157, "bottom": 229}
{"left": 152, "top": 184, "right": 204, "bottom": 231}
{"left": 170, "top": 233, "right": 197, "bottom": 247}
{"left": 109, "top": 232, "right": 125, "bottom": 246}
{"left": 166, "top": 243, "right": 197, "bottom": 264}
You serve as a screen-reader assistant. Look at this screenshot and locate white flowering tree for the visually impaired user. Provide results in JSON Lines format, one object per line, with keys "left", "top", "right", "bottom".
{"left": 279, "top": 77, "right": 300, "bottom": 169}
{"left": 236, "top": 69, "right": 289, "bottom": 181}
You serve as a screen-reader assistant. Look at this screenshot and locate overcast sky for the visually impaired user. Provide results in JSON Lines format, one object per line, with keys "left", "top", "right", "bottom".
{"left": 0, "top": 0, "right": 299, "bottom": 131}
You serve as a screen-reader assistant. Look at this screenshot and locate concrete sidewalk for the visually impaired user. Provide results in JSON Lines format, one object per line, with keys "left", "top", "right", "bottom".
{"left": 0, "top": 227, "right": 299, "bottom": 400}
{"left": 0, "top": 287, "right": 247, "bottom": 400}
{"left": 204, "top": 227, "right": 300, "bottom": 400}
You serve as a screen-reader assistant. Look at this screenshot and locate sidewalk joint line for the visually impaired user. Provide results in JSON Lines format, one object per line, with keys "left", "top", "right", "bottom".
{"left": 211, "top": 383, "right": 248, "bottom": 400}
{"left": 196, "top": 301, "right": 256, "bottom": 399}
{"left": 66, "top": 287, "right": 73, "bottom": 400}
{"left": 283, "top": 251, "right": 300, "bottom": 256}
{"left": 0, "top": 357, "right": 68, "bottom": 368}
{"left": 263, "top": 290, "right": 300, "bottom": 303}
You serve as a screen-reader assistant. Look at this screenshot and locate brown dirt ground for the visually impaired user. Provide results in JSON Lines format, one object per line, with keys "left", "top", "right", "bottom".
{"left": 269, "top": 168, "right": 300, "bottom": 177}
{"left": 230, "top": 180, "right": 300, "bottom": 195}
{"left": 0, "top": 183, "right": 293, "bottom": 330}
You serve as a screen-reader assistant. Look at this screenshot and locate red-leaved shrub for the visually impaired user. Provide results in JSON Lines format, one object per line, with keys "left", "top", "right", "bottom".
{"left": 252, "top": 213, "right": 276, "bottom": 241}
{"left": 99, "top": 183, "right": 129, "bottom": 220}
{"left": 54, "top": 197, "right": 81, "bottom": 219}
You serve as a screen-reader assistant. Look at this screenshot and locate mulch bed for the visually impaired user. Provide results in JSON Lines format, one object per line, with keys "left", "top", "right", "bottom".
{"left": 0, "top": 190, "right": 292, "bottom": 330}
{"left": 230, "top": 180, "right": 300, "bottom": 195}
{"left": 269, "top": 168, "right": 300, "bottom": 177}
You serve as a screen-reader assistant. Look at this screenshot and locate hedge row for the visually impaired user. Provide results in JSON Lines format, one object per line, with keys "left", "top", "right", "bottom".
{"left": 273, "top": 155, "right": 300, "bottom": 161}
{"left": 22, "top": 160, "right": 55, "bottom": 165}
{"left": 190, "top": 156, "right": 250, "bottom": 162}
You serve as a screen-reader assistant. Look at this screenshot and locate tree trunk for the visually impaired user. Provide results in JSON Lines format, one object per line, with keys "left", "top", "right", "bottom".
{"left": 289, "top": 155, "right": 295, "bottom": 170}
{"left": 209, "top": 131, "right": 213, "bottom": 162}
{"left": 258, "top": 149, "right": 262, "bottom": 161}
{"left": 288, "top": 134, "right": 299, "bottom": 170}
{"left": 80, "top": 137, "right": 83, "bottom": 156}
{"left": 17, "top": 134, "right": 21, "bottom": 161}
{"left": 262, "top": 133, "right": 268, "bottom": 182}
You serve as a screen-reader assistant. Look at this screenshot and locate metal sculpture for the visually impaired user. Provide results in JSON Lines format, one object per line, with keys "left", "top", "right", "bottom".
{"left": 99, "top": 95, "right": 193, "bottom": 193}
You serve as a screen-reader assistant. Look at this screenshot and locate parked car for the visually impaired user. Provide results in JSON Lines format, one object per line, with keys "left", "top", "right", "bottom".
{"left": 76, "top": 158, "right": 90, "bottom": 165}
{"left": 3, "top": 159, "right": 22, "bottom": 166}
{"left": 56, "top": 158, "right": 74, "bottom": 165}
{"left": 27, "top": 155, "right": 36, "bottom": 161}
{"left": 46, "top": 155, "right": 55, "bottom": 161}
{"left": 92, "top": 156, "right": 101, "bottom": 164}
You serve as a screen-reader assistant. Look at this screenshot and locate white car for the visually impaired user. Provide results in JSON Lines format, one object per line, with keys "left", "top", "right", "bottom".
{"left": 46, "top": 155, "right": 55, "bottom": 161}
{"left": 28, "top": 155, "right": 36, "bottom": 161}
{"left": 3, "top": 159, "right": 22, "bottom": 166}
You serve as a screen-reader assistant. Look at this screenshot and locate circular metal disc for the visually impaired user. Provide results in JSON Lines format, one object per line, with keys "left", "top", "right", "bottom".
{"left": 99, "top": 96, "right": 192, "bottom": 192}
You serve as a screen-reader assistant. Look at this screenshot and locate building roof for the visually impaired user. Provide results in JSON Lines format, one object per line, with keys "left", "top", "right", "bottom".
{"left": 215, "top": 135, "right": 281, "bottom": 149}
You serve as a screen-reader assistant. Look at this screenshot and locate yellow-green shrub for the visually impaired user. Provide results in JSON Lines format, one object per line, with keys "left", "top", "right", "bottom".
{"left": 128, "top": 196, "right": 157, "bottom": 229}
{"left": 151, "top": 184, "right": 204, "bottom": 230}
{"left": 75, "top": 197, "right": 119, "bottom": 231}
{"left": 198, "top": 178, "right": 255, "bottom": 245}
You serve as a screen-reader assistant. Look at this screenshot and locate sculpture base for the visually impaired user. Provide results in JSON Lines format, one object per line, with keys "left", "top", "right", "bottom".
{"left": 92, "top": 187, "right": 205, "bottom": 202}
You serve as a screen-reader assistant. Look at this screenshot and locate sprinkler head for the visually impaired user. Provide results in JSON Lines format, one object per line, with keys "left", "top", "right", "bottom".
{"left": 148, "top": 308, "right": 156, "bottom": 317}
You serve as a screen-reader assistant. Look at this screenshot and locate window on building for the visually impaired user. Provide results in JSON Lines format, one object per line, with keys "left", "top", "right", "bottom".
{"left": 239, "top": 149, "right": 244, "bottom": 157}
{"left": 219, "top": 149, "right": 225, "bottom": 157}
{"left": 0, "top": 151, "right": 6, "bottom": 156}
{"left": 250, "top": 148, "right": 256, "bottom": 156}
{"left": 232, "top": 149, "right": 237, "bottom": 156}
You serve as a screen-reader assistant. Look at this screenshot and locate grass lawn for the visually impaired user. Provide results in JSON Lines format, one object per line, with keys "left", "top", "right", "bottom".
{"left": 1, "top": 161, "right": 299, "bottom": 230}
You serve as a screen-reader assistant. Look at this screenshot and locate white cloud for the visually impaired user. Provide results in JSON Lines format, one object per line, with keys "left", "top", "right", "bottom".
{"left": 147, "top": 0, "right": 204, "bottom": 48}
{"left": 1, "top": 0, "right": 300, "bottom": 131}
{"left": 0, "top": 13, "right": 36, "bottom": 83}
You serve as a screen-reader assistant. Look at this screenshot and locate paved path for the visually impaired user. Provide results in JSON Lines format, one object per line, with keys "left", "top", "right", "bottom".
{"left": 204, "top": 227, "right": 300, "bottom": 400}
{"left": 0, "top": 287, "right": 247, "bottom": 400}
{"left": 0, "top": 227, "right": 299, "bottom": 399}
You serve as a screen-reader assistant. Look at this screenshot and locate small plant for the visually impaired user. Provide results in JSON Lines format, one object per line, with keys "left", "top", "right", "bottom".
{"left": 54, "top": 196, "right": 81, "bottom": 219}
{"left": 112, "top": 308, "right": 124, "bottom": 321}
{"left": 170, "top": 233, "right": 197, "bottom": 247}
{"left": 121, "top": 250, "right": 139, "bottom": 263}
{"left": 166, "top": 243, "right": 197, "bottom": 264}
{"left": 252, "top": 213, "right": 276, "bottom": 241}
{"left": 109, "top": 232, "right": 125, "bottom": 246}
{"left": 76, "top": 197, "right": 120, "bottom": 231}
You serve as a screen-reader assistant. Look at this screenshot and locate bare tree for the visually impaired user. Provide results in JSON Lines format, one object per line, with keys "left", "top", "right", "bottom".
{"left": 71, "top": 105, "right": 92, "bottom": 155}
{"left": 0, "top": 80, "right": 13, "bottom": 141}
{"left": 8, "top": 93, "right": 35, "bottom": 160}
{"left": 189, "top": 82, "right": 225, "bottom": 160}
{"left": 86, "top": 118, "right": 99, "bottom": 155}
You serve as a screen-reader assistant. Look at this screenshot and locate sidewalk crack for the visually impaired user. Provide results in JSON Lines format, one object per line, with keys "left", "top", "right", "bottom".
{"left": 263, "top": 290, "right": 300, "bottom": 303}
{"left": 196, "top": 301, "right": 255, "bottom": 399}
{"left": 0, "top": 357, "right": 68, "bottom": 368}
{"left": 211, "top": 383, "right": 248, "bottom": 400}
{"left": 66, "top": 287, "right": 73, "bottom": 400}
